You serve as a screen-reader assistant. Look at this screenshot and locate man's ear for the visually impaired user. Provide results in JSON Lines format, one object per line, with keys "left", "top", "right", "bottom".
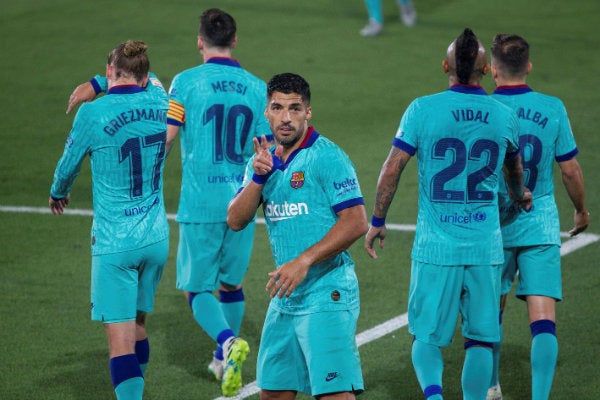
{"left": 482, "top": 62, "right": 490, "bottom": 76}
{"left": 442, "top": 59, "right": 449, "bottom": 73}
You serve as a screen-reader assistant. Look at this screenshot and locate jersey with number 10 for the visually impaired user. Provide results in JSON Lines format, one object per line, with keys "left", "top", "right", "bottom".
{"left": 167, "top": 58, "right": 271, "bottom": 223}
{"left": 395, "top": 85, "right": 520, "bottom": 266}
{"left": 50, "top": 85, "right": 170, "bottom": 255}
{"left": 492, "top": 86, "right": 578, "bottom": 247}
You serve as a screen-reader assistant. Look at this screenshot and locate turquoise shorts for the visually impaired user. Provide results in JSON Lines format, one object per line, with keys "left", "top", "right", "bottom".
{"left": 91, "top": 238, "right": 168, "bottom": 323}
{"left": 257, "top": 306, "right": 364, "bottom": 396}
{"left": 176, "top": 221, "right": 255, "bottom": 292}
{"left": 501, "top": 245, "right": 562, "bottom": 301}
{"left": 408, "top": 260, "right": 501, "bottom": 346}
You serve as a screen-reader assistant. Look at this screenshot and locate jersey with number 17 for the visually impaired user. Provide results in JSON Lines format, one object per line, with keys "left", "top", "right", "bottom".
{"left": 50, "top": 85, "right": 170, "bottom": 255}
{"left": 167, "top": 58, "right": 272, "bottom": 223}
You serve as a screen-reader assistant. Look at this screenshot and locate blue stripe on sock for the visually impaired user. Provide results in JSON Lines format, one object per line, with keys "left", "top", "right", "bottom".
{"left": 110, "top": 354, "right": 142, "bottom": 388}
{"left": 424, "top": 384, "right": 442, "bottom": 397}
{"left": 530, "top": 319, "right": 556, "bottom": 336}
{"left": 217, "top": 329, "right": 235, "bottom": 346}
{"left": 464, "top": 340, "right": 494, "bottom": 350}
{"left": 219, "top": 288, "right": 244, "bottom": 303}
{"left": 135, "top": 338, "right": 150, "bottom": 364}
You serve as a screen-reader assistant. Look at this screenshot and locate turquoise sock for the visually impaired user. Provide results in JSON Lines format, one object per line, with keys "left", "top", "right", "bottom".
{"left": 219, "top": 288, "right": 245, "bottom": 336}
{"left": 364, "top": 0, "right": 383, "bottom": 23}
{"left": 490, "top": 313, "right": 503, "bottom": 386}
{"left": 115, "top": 377, "right": 144, "bottom": 400}
{"left": 412, "top": 339, "right": 443, "bottom": 399}
{"left": 531, "top": 320, "right": 558, "bottom": 400}
{"left": 189, "top": 291, "right": 231, "bottom": 341}
{"left": 110, "top": 354, "right": 143, "bottom": 400}
{"left": 462, "top": 342, "right": 493, "bottom": 400}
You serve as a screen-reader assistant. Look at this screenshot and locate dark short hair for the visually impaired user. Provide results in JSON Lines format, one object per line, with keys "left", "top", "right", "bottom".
{"left": 107, "top": 40, "right": 149, "bottom": 82}
{"left": 199, "top": 8, "right": 236, "bottom": 48}
{"left": 491, "top": 34, "right": 530, "bottom": 77}
{"left": 267, "top": 73, "right": 311, "bottom": 105}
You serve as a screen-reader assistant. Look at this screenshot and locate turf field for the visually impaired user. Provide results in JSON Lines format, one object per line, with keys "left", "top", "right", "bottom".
{"left": 1, "top": 0, "right": 598, "bottom": 399}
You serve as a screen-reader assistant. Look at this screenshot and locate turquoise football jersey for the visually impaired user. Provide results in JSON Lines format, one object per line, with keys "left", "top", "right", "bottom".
{"left": 492, "top": 85, "right": 578, "bottom": 246}
{"left": 50, "top": 85, "right": 170, "bottom": 255}
{"left": 168, "top": 58, "right": 272, "bottom": 223}
{"left": 395, "top": 85, "right": 520, "bottom": 265}
{"left": 241, "top": 128, "right": 364, "bottom": 314}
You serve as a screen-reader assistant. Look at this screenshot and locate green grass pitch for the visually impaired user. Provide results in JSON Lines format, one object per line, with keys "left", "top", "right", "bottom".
{"left": 1, "top": 0, "right": 599, "bottom": 399}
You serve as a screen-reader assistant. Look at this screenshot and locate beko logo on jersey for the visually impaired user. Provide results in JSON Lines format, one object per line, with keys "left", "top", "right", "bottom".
{"left": 334, "top": 177, "right": 358, "bottom": 196}
{"left": 264, "top": 201, "right": 309, "bottom": 221}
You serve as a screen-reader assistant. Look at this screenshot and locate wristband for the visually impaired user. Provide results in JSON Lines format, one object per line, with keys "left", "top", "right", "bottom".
{"left": 371, "top": 215, "right": 386, "bottom": 227}
{"left": 252, "top": 173, "right": 270, "bottom": 185}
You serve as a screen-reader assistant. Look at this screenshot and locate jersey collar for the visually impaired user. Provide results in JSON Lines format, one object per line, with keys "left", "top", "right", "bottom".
{"left": 272, "top": 127, "right": 319, "bottom": 170}
{"left": 493, "top": 85, "right": 533, "bottom": 95}
{"left": 107, "top": 85, "right": 144, "bottom": 95}
{"left": 206, "top": 57, "right": 241, "bottom": 68}
{"left": 448, "top": 84, "right": 487, "bottom": 95}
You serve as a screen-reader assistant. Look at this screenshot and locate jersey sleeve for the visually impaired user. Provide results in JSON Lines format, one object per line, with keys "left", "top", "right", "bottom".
{"left": 50, "top": 106, "right": 94, "bottom": 198}
{"left": 393, "top": 100, "right": 419, "bottom": 155}
{"left": 554, "top": 101, "right": 578, "bottom": 161}
{"left": 319, "top": 147, "right": 364, "bottom": 213}
{"left": 167, "top": 74, "right": 185, "bottom": 126}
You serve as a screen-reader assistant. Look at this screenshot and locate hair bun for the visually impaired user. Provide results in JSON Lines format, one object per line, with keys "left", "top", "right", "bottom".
{"left": 123, "top": 40, "right": 148, "bottom": 57}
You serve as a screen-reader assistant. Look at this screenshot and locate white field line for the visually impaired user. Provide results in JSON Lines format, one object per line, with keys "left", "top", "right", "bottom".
{"left": 1, "top": 205, "right": 597, "bottom": 400}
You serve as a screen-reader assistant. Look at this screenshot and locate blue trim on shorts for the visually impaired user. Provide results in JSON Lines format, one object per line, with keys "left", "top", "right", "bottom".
{"left": 219, "top": 288, "right": 244, "bottom": 303}
{"left": 464, "top": 340, "right": 494, "bottom": 350}
{"left": 530, "top": 319, "right": 556, "bottom": 337}
{"left": 110, "top": 354, "right": 143, "bottom": 387}
{"left": 424, "top": 384, "right": 442, "bottom": 397}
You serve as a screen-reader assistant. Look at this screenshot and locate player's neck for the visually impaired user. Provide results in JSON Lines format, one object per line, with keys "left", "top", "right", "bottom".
{"left": 202, "top": 48, "right": 233, "bottom": 62}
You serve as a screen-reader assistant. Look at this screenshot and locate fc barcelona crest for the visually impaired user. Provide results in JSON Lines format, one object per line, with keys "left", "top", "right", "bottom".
{"left": 290, "top": 171, "right": 305, "bottom": 189}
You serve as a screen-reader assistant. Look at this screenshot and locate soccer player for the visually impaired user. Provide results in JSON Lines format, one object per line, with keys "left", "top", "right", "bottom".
{"left": 364, "top": 29, "right": 532, "bottom": 400}
{"left": 486, "top": 34, "right": 589, "bottom": 400}
{"left": 49, "top": 40, "right": 169, "bottom": 400}
{"left": 166, "top": 8, "right": 272, "bottom": 397}
{"left": 227, "top": 73, "right": 368, "bottom": 400}
{"left": 360, "top": 0, "right": 417, "bottom": 37}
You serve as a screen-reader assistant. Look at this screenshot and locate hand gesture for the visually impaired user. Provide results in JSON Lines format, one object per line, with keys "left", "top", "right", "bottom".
{"left": 266, "top": 257, "right": 310, "bottom": 299}
{"left": 365, "top": 225, "right": 387, "bottom": 259}
{"left": 252, "top": 135, "right": 276, "bottom": 176}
